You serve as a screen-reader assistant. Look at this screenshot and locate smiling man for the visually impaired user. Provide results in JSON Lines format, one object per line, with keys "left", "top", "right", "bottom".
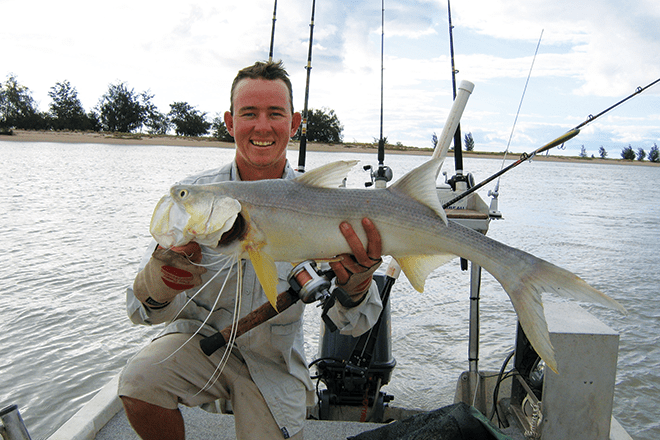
{"left": 118, "top": 61, "right": 384, "bottom": 440}
{"left": 226, "top": 69, "right": 301, "bottom": 180}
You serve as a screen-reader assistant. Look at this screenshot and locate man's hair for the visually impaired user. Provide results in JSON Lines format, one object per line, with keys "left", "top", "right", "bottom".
{"left": 230, "top": 60, "right": 294, "bottom": 114}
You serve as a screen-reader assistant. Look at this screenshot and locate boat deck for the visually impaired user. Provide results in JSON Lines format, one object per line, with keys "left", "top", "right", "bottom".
{"left": 96, "top": 406, "right": 381, "bottom": 440}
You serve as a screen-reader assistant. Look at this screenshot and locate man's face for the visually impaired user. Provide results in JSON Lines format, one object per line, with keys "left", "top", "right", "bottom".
{"left": 225, "top": 78, "right": 301, "bottom": 180}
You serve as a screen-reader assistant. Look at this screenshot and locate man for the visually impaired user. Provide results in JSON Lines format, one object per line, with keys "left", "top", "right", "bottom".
{"left": 118, "top": 60, "right": 384, "bottom": 440}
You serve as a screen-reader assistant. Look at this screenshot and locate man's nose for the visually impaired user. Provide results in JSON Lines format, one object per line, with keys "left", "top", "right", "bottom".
{"left": 254, "top": 114, "right": 271, "bottom": 131}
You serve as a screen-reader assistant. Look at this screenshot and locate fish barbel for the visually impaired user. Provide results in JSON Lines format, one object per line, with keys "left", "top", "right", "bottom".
{"left": 150, "top": 158, "right": 625, "bottom": 372}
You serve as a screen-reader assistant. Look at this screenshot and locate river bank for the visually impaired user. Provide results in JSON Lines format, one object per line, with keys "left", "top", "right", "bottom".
{"left": 2, "top": 129, "right": 657, "bottom": 166}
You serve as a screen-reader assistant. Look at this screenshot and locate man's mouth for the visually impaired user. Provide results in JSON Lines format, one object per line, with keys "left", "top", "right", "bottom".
{"left": 251, "top": 140, "right": 274, "bottom": 147}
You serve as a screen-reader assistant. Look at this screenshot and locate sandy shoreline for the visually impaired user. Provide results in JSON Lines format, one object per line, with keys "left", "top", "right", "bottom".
{"left": 2, "top": 129, "right": 657, "bottom": 166}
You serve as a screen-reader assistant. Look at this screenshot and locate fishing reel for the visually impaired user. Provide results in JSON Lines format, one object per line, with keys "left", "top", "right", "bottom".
{"left": 363, "top": 164, "right": 393, "bottom": 188}
{"left": 288, "top": 260, "right": 355, "bottom": 332}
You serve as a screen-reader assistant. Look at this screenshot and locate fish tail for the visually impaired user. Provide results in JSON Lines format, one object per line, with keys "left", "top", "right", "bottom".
{"left": 485, "top": 248, "right": 625, "bottom": 373}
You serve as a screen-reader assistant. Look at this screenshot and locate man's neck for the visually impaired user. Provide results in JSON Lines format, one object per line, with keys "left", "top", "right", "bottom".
{"left": 236, "top": 161, "right": 286, "bottom": 181}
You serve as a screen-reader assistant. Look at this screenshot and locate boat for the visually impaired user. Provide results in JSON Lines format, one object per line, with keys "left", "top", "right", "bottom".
{"left": 1, "top": 2, "right": 639, "bottom": 439}
{"left": 37, "top": 87, "right": 633, "bottom": 440}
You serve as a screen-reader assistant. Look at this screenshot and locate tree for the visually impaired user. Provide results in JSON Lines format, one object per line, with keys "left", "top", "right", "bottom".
{"left": 97, "top": 82, "right": 148, "bottom": 133}
{"left": 598, "top": 146, "right": 607, "bottom": 159}
{"left": 579, "top": 145, "right": 588, "bottom": 158}
{"left": 168, "top": 102, "right": 211, "bottom": 137}
{"left": 0, "top": 74, "right": 47, "bottom": 130}
{"left": 431, "top": 132, "right": 438, "bottom": 149}
{"left": 212, "top": 114, "right": 234, "bottom": 142}
{"left": 295, "top": 107, "right": 343, "bottom": 143}
{"left": 649, "top": 144, "right": 659, "bottom": 163}
{"left": 621, "top": 145, "right": 635, "bottom": 160}
{"left": 464, "top": 132, "right": 475, "bottom": 151}
{"left": 636, "top": 148, "right": 646, "bottom": 161}
{"left": 48, "top": 80, "right": 91, "bottom": 131}
{"left": 143, "top": 98, "right": 170, "bottom": 135}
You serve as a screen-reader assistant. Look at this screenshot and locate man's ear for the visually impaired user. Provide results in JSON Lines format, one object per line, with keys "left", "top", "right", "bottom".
{"left": 290, "top": 111, "right": 302, "bottom": 137}
{"left": 224, "top": 111, "right": 235, "bottom": 136}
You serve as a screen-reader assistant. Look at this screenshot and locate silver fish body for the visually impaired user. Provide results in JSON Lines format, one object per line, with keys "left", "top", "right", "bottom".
{"left": 150, "top": 159, "right": 625, "bottom": 372}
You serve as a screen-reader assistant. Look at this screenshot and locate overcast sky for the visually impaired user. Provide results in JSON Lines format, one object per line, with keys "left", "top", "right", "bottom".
{"left": 4, "top": 0, "right": 660, "bottom": 157}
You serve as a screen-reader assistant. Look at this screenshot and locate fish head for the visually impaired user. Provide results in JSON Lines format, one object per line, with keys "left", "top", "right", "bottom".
{"left": 150, "top": 184, "right": 242, "bottom": 249}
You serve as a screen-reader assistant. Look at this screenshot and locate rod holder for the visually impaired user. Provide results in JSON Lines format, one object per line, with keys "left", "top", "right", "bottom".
{"left": 0, "top": 404, "right": 32, "bottom": 440}
{"left": 433, "top": 80, "right": 474, "bottom": 161}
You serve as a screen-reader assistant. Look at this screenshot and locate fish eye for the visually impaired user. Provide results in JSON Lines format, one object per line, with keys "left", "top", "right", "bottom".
{"left": 177, "top": 189, "right": 188, "bottom": 199}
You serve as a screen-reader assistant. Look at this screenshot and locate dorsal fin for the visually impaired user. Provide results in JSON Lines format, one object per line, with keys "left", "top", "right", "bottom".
{"left": 295, "top": 160, "right": 359, "bottom": 188}
{"left": 389, "top": 158, "right": 447, "bottom": 224}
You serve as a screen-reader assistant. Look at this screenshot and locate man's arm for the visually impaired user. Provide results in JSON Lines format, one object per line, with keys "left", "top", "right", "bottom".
{"left": 326, "top": 218, "right": 384, "bottom": 336}
{"left": 128, "top": 242, "right": 206, "bottom": 324}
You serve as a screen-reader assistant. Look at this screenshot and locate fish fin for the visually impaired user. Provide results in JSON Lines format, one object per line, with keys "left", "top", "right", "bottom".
{"left": 489, "top": 251, "right": 626, "bottom": 374}
{"left": 395, "top": 254, "right": 457, "bottom": 292}
{"left": 296, "top": 160, "right": 359, "bottom": 188}
{"left": 389, "top": 158, "right": 448, "bottom": 225}
{"left": 505, "top": 283, "right": 558, "bottom": 373}
{"left": 247, "top": 248, "right": 279, "bottom": 312}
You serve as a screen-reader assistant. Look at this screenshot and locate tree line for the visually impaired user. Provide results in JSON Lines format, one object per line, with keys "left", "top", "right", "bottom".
{"left": 435, "top": 130, "right": 659, "bottom": 163}
{"left": 0, "top": 74, "right": 344, "bottom": 143}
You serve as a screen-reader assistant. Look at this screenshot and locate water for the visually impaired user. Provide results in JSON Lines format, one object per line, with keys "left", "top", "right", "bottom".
{"left": 1, "top": 141, "right": 658, "bottom": 439}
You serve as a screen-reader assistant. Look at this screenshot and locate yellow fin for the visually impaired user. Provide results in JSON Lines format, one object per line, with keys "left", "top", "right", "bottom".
{"left": 395, "top": 254, "right": 457, "bottom": 292}
{"left": 247, "top": 248, "right": 279, "bottom": 312}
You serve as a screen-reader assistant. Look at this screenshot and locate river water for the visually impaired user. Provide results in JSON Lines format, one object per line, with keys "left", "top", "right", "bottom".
{"left": 1, "top": 141, "right": 658, "bottom": 439}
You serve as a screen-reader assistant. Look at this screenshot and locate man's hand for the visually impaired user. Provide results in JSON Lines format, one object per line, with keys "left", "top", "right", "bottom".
{"left": 329, "top": 218, "right": 383, "bottom": 305}
{"left": 133, "top": 242, "right": 207, "bottom": 308}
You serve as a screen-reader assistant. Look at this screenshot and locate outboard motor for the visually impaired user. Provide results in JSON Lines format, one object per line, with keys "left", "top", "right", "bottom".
{"left": 311, "top": 273, "right": 396, "bottom": 422}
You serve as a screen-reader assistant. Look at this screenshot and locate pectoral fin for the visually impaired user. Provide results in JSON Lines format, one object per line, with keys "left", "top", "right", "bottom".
{"left": 247, "top": 248, "right": 280, "bottom": 311}
{"left": 395, "top": 254, "right": 457, "bottom": 292}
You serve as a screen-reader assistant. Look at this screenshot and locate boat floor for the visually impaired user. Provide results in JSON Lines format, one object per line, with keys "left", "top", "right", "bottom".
{"left": 96, "top": 406, "right": 383, "bottom": 440}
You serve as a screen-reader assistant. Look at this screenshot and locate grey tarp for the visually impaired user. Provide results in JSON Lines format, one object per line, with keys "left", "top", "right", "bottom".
{"left": 348, "top": 402, "right": 512, "bottom": 440}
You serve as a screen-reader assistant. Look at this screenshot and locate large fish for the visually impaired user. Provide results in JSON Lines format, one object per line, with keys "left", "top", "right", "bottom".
{"left": 150, "top": 158, "right": 624, "bottom": 372}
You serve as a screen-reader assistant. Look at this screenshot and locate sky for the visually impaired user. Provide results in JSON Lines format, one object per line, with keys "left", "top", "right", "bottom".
{"left": 3, "top": 0, "right": 660, "bottom": 157}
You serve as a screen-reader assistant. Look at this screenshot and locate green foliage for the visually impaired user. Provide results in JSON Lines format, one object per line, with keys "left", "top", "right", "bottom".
{"left": 649, "top": 144, "right": 659, "bottom": 163}
{"left": 621, "top": 145, "right": 636, "bottom": 160}
{"left": 464, "top": 132, "right": 475, "bottom": 151}
{"left": 211, "top": 114, "right": 234, "bottom": 142}
{"left": 431, "top": 132, "right": 438, "bottom": 149}
{"left": 636, "top": 148, "right": 646, "bottom": 161}
{"left": 579, "top": 145, "right": 588, "bottom": 158}
{"left": 598, "top": 146, "right": 607, "bottom": 159}
{"left": 0, "top": 74, "right": 48, "bottom": 129}
{"left": 296, "top": 107, "right": 343, "bottom": 143}
{"left": 48, "top": 80, "right": 93, "bottom": 131}
{"left": 168, "top": 102, "right": 211, "bottom": 137}
{"left": 143, "top": 98, "right": 170, "bottom": 135}
{"left": 97, "top": 82, "right": 150, "bottom": 133}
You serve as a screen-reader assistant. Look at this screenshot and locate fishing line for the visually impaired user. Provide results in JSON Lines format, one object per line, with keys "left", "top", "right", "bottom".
{"left": 498, "top": 30, "right": 544, "bottom": 174}
{"left": 196, "top": 260, "right": 243, "bottom": 395}
{"left": 155, "top": 255, "right": 238, "bottom": 365}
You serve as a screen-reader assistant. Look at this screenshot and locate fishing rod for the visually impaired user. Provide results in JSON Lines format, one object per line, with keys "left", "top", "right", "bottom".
{"left": 375, "top": 0, "right": 389, "bottom": 185}
{"left": 297, "top": 0, "right": 317, "bottom": 173}
{"left": 268, "top": 0, "right": 278, "bottom": 62}
{"left": 365, "top": 0, "right": 393, "bottom": 187}
{"left": 447, "top": 0, "right": 465, "bottom": 181}
{"left": 441, "top": 76, "right": 660, "bottom": 209}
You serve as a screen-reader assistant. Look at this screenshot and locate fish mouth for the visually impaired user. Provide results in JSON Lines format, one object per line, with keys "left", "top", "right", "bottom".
{"left": 217, "top": 213, "right": 247, "bottom": 246}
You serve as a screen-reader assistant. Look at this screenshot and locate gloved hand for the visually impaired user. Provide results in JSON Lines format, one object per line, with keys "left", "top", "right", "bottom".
{"left": 330, "top": 218, "right": 382, "bottom": 306}
{"left": 133, "top": 242, "right": 207, "bottom": 309}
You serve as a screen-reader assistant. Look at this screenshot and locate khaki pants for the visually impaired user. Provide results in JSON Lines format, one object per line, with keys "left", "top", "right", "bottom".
{"left": 118, "top": 333, "right": 303, "bottom": 439}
